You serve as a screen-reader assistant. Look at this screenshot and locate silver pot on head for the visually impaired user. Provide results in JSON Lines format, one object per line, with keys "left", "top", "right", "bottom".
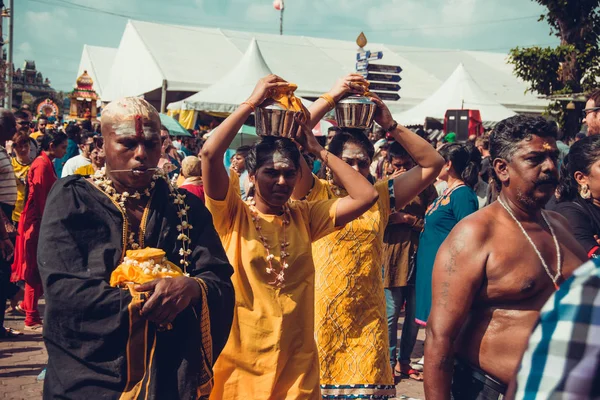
{"left": 255, "top": 100, "right": 300, "bottom": 138}
{"left": 335, "top": 95, "right": 376, "bottom": 129}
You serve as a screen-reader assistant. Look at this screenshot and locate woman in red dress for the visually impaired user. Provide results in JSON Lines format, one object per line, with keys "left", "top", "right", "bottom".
{"left": 12, "top": 130, "right": 67, "bottom": 330}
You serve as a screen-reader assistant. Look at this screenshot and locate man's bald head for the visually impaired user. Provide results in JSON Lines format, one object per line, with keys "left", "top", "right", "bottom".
{"left": 0, "top": 109, "right": 16, "bottom": 143}
{"left": 101, "top": 97, "right": 161, "bottom": 139}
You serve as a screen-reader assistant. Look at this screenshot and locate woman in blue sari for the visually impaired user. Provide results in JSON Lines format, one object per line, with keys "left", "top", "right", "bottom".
{"left": 415, "top": 143, "right": 481, "bottom": 326}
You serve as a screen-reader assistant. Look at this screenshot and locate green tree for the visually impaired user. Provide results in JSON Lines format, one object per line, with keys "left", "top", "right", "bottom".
{"left": 509, "top": 0, "right": 600, "bottom": 137}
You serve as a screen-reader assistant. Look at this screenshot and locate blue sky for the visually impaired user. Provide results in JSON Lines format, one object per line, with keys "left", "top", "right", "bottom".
{"left": 15, "top": 0, "right": 559, "bottom": 91}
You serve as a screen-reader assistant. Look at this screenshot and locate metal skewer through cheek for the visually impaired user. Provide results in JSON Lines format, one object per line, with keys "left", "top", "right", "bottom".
{"left": 109, "top": 168, "right": 160, "bottom": 174}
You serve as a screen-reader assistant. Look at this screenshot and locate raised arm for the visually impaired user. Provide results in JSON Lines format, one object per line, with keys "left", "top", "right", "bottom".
{"left": 292, "top": 74, "right": 368, "bottom": 200}
{"left": 292, "top": 116, "right": 378, "bottom": 227}
{"left": 424, "top": 219, "right": 487, "bottom": 400}
{"left": 201, "top": 75, "right": 288, "bottom": 200}
{"left": 369, "top": 95, "right": 445, "bottom": 210}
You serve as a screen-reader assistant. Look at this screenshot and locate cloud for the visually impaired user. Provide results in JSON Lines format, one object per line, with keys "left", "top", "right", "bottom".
{"left": 24, "top": 9, "right": 78, "bottom": 44}
{"left": 25, "top": 11, "right": 52, "bottom": 25}
{"left": 364, "top": 0, "right": 480, "bottom": 39}
{"left": 14, "top": 41, "right": 34, "bottom": 62}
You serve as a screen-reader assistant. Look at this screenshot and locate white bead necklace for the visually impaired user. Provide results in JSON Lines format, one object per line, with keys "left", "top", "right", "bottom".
{"left": 93, "top": 168, "right": 194, "bottom": 273}
{"left": 246, "top": 196, "right": 291, "bottom": 287}
{"left": 497, "top": 196, "right": 562, "bottom": 289}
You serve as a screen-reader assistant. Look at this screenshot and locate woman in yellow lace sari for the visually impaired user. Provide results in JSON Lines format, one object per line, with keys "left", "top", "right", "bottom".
{"left": 293, "top": 85, "right": 445, "bottom": 399}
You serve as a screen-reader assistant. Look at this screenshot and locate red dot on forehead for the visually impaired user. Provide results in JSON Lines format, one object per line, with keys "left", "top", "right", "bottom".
{"left": 134, "top": 115, "right": 143, "bottom": 137}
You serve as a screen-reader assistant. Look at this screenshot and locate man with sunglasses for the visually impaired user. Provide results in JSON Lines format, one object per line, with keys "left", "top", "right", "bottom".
{"left": 583, "top": 89, "right": 600, "bottom": 135}
{"left": 14, "top": 110, "right": 39, "bottom": 161}
{"left": 14, "top": 111, "right": 31, "bottom": 133}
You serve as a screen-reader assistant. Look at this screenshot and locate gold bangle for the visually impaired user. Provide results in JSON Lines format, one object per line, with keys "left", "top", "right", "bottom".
{"left": 319, "top": 94, "right": 336, "bottom": 110}
{"left": 241, "top": 101, "right": 256, "bottom": 112}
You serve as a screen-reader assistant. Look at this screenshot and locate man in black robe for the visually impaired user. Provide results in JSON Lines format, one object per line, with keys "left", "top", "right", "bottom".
{"left": 38, "top": 97, "right": 234, "bottom": 399}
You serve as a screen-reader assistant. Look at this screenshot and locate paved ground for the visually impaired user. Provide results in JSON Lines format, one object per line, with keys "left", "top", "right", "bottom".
{"left": 0, "top": 301, "right": 425, "bottom": 399}
{"left": 0, "top": 302, "right": 46, "bottom": 400}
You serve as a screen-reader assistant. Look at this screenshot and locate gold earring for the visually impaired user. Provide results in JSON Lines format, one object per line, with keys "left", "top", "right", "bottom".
{"left": 580, "top": 184, "right": 591, "bottom": 199}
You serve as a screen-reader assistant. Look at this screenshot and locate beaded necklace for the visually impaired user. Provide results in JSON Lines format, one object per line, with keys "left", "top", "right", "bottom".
{"left": 246, "top": 196, "right": 291, "bottom": 287}
{"left": 93, "top": 168, "right": 194, "bottom": 273}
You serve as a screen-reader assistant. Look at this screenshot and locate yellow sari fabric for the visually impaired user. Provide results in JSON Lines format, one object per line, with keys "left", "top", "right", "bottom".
{"left": 307, "top": 178, "right": 395, "bottom": 394}
{"left": 205, "top": 177, "right": 340, "bottom": 400}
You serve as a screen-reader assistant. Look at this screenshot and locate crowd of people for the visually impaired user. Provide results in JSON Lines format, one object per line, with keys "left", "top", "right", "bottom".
{"left": 0, "top": 74, "right": 599, "bottom": 400}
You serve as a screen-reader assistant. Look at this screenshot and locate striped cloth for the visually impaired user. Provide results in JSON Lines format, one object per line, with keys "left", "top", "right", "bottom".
{"left": 0, "top": 146, "right": 17, "bottom": 206}
{"left": 515, "top": 258, "right": 600, "bottom": 399}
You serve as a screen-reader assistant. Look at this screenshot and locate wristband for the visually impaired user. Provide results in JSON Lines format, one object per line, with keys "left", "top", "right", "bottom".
{"left": 320, "top": 150, "right": 330, "bottom": 167}
{"left": 386, "top": 121, "right": 398, "bottom": 133}
{"left": 241, "top": 101, "right": 256, "bottom": 112}
{"left": 319, "top": 94, "right": 336, "bottom": 110}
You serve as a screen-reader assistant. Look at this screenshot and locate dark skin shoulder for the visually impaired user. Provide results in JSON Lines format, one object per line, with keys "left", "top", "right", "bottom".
{"left": 424, "top": 209, "right": 490, "bottom": 400}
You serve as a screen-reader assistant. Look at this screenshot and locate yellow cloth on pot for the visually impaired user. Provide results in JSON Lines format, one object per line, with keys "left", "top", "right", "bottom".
{"left": 110, "top": 248, "right": 184, "bottom": 287}
{"left": 269, "top": 83, "right": 309, "bottom": 120}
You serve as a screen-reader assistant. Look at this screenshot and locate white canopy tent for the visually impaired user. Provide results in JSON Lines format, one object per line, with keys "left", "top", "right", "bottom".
{"left": 98, "top": 20, "right": 548, "bottom": 115}
{"left": 168, "top": 39, "right": 312, "bottom": 113}
{"left": 77, "top": 45, "right": 117, "bottom": 100}
{"left": 394, "top": 63, "right": 517, "bottom": 126}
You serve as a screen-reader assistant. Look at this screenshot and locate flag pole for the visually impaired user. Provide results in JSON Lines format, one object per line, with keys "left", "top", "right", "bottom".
{"left": 279, "top": 0, "right": 284, "bottom": 35}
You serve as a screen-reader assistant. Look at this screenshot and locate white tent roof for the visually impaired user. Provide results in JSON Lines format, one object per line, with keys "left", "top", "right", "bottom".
{"left": 168, "top": 39, "right": 311, "bottom": 112}
{"left": 99, "top": 19, "right": 548, "bottom": 114}
{"left": 394, "top": 63, "right": 517, "bottom": 125}
{"left": 77, "top": 45, "right": 117, "bottom": 99}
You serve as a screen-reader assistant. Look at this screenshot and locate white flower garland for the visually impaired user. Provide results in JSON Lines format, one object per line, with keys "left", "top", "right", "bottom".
{"left": 246, "top": 196, "right": 290, "bottom": 287}
{"left": 93, "top": 168, "right": 194, "bottom": 272}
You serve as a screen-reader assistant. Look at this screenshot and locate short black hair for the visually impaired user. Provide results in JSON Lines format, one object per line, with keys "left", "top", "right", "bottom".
{"left": 490, "top": 115, "right": 558, "bottom": 162}
{"left": 79, "top": 131, "right": 95, "bottom": 145}
{"left": 37, "top": 115, "right": 49, "bottom": 121}
{"left": 235, "top": 145, "right": 251, "bottom": 158}
{"left": 14, "top": 110, "right": 29, "bottom": 120}
{"left": 40, "top": 129, "right": 67, "bottom": 151}
{"left": 388, "top": 141, "right": 410, "bottom": 161}
{"left": 329, "top": 129, "right": 375, "bottom": 160}
{"left": 246, "top": 137, "right": 300, "bottom": 175}
{"left": 65, "top": 123, "right": 82, "bottom": 141}
{"left": 81, "top": 120, "right": 93, "bottom": 131}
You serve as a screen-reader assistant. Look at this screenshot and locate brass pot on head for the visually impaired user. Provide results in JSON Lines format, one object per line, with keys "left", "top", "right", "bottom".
{"left": 335, "top": 95, "right": 376, "bottom": 129}
{"left": 255, "top": 99, "right": 300, "bottom": 138}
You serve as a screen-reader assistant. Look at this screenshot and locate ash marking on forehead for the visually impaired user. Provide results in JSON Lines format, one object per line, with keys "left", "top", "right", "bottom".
{"left": 342, "top": 146, "right": 369, "bottom": 161}
{"left": 102, "top": 97, "right": 160, "bottom": 138}
{"left": 272, "top": 151, "right": 292, "bottom": 168}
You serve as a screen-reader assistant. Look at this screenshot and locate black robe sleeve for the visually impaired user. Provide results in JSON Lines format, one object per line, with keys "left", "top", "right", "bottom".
{"left": 38, "top": 177, "right": 135, "bottom": 397}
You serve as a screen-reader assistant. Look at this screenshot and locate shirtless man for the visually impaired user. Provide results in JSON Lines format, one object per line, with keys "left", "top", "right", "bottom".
{"left": 424, "top": 115, "right": 587, "bottom": 399}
